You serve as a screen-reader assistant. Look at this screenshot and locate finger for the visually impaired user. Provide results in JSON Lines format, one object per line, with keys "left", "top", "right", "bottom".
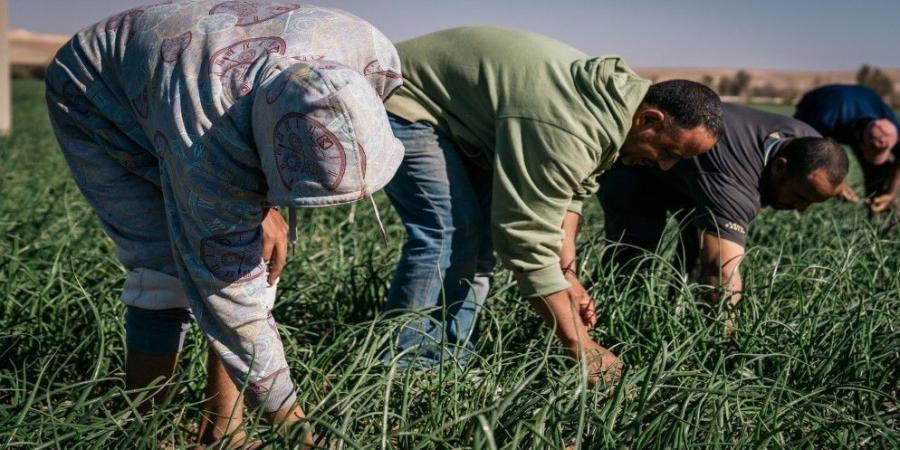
{"left": 578, "top": 296, "right": 592, "bottom": 318}
{"left": 581, "top": 311, "right": 595, "bottom": 329}
{"left": 569, "top": 291, "right": 588, "bottom": 324}
{"left": 262, "top": 235, "right": 275, "bottom": 261}
{"left": 586, "top": 303, "right": 597, "bottom": 328}
{"left": 579, "top": 301, "right": 595, "bottom": 328}
{"left": 267, "top": 237, "right": 288, "bottom": 285}
{"left": 871, "top": 201, "right": 888, "bottom": 214}
{"left": 277, "top": 230, "right": 288, "bottom": 270}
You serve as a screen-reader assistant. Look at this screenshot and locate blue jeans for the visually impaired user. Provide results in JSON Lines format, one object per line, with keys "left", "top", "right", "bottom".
{"left": 383, "top": 114, "right": 496, "bottom": 367}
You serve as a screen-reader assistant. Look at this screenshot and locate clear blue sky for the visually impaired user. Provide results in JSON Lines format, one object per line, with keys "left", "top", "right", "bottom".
{"left": 10, "top": 0, "right": 900, "bottom": 70}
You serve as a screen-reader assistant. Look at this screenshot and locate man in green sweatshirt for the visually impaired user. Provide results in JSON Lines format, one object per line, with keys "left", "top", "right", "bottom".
{"left": 382, "top": 27, "right": 722, "bottom": 381}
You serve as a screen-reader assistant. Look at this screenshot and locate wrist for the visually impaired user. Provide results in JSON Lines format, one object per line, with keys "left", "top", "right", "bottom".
{"left": 560, "top": 330, "right": 596, "bottom": 353}
{"left": 552, "top": 312, "right": 591, "bottom": 346}
{"left": 531, "top": 291, "right": 587, "bottom": 342}
{"left": 561, "top": 259, "right": 577, "bottom": 278}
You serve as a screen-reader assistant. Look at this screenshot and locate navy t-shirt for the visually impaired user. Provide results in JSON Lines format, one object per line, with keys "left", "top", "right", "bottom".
{"left": 794, "top": 84, "right": 899, "bottom": 144}
{"left": 794, "top": 84, "right": 899, "bottom": 195}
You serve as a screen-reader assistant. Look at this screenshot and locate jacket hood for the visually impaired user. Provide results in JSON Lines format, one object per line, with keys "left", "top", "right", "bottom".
{"left": 571, "top": 56, "right": 649, "bottom": 165}
{"left": 253, "top": 61, "right": 404, "bottom": 208}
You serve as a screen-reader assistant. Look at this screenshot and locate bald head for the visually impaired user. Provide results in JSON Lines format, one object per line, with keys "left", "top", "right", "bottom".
{"left": 863, "top": 119, "right": 898, "bottom": 165}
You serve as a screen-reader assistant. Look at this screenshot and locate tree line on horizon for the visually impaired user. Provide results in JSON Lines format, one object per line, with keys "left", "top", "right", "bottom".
{"left": 702, "top": 64, "right": 897, "bottom": 107}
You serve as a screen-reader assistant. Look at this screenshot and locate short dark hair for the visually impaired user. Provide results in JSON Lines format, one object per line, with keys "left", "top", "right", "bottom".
{"left": 641, "top": 79, "right": 724, "bottom": 139}
{"left": 779, "top": 137, "right": 849, "bottom": 184}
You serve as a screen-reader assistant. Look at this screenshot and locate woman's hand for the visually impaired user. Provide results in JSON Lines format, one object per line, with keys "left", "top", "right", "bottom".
{"left": 262, "top": 208, "right": 289, "bottom": 285}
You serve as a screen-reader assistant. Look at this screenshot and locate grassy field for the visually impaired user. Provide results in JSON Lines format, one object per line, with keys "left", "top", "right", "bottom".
{"left": 1, "top": 79, "right": 898, "bottom": 449}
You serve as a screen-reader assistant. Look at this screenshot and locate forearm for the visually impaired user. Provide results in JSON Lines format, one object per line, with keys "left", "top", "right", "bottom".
{"left": 700, "top": 265, "right": 742, "bottom": 306}
{"left": 528, "top": 290, "right": 591, "bottom": 347}
{"left": 193, "top": 276, "right": 296, "bottom": 412}
{"left": 559, "top": 211, "right": 581, "bottom": 275}
{"left": 699, "top": 233, "right": 745, "bottom": 306}
{"left": 177, "top": 208, "right": 296, "bottom": 412}
{"left": 528, "top": 213, "right": 613, "bottom": 382}
{"left": 491, "top": 118, "right": 598, "bottom": 299}
{"left": 531, "top": 212, "right": 588, "bottom": 337}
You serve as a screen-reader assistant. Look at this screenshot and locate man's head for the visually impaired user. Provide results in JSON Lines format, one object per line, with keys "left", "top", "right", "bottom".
{"left": 761, "top": 137, "right": 848, "bottom": 212}
{"left": 861, "top": 119, "right": 898, "bottom": 165}
{"left": 619, "top": 79, "right": 723, "bottom": 170}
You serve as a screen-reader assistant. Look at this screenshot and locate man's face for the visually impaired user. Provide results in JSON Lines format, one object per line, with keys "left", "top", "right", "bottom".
{"left": 862, "top": 119, "right": 898, "bottom": 165}
{"left": 619, "top": 108, "right": 718, "bottom": 171}
{"left": 763, "top": 164, "right": 839, "bottom": 212}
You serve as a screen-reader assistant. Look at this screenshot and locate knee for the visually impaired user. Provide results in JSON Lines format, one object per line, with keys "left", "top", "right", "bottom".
{"left": 125, "top": 306, "right": 193, "bottom": 355}
{"left": 446, "top": 212, "right": 483, "bottom": 267}
{"left": 120, "top": 267, "right": 193, "bottom": 354}
{"left": 121, "top": 267, "right": 188, "bottom": 307}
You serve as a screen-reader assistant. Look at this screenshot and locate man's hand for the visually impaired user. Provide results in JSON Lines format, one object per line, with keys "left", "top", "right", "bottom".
{"left": 836, "top": 182, "right": 860, "bottom": 203}
{"left": 528, "top": 290, "right": 620, "bottom": 387}
{"left": 867, "top": 192, "right": 896, "bottom": 214}
{"left": 565, "top": 273, "right": 596, "bottom": 329}
{"left": 262, "top": 208, "right": 289, "bottom": 285}
{"left": 578, "top": 340, "right": 622, "bottom": 386}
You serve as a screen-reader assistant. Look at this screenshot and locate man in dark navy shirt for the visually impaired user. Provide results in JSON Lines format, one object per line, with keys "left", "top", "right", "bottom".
{"left": 599, "top": 104, "right": 849, "bottom": 306}
{"left": 794, "top": 85, "right": 899, "bottom": 214}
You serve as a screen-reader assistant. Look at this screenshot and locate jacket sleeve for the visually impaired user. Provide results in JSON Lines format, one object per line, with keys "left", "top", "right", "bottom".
{"left": 491, "top": 118, "right": 600, "bottom": 298}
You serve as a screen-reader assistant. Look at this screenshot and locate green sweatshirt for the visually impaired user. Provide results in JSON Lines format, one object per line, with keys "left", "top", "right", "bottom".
{"left": 386, "top": 27, "right": 649, "bottom": 298}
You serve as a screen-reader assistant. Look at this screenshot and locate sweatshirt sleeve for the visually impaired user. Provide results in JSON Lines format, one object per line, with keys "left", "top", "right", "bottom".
{"left": 567, "top": 173, "right": 603, "bottom": 215}
{"left": 491, "top": 118, "right": 600, "bottom": 298}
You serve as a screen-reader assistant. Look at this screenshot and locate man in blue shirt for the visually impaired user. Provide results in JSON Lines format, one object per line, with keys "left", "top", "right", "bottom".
{"left": 794, "top": 85, "right": 899, "bottom": 214}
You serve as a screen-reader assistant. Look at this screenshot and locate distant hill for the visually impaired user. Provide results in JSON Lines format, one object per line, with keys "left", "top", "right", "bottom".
{"left": 9, "top": 29, "right": 70, "bottom": 77}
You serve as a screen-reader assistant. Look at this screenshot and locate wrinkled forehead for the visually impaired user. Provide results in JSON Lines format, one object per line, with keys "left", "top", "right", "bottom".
{"left": 668, "top": 125, "right": 718, "bottom": 156}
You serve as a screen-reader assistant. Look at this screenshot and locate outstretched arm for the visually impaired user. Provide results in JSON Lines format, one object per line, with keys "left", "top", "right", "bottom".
{"left": 489, "top": 118, "right": 618, "bottom": 383}
{"left": 526, "top": 211, "right": 618, "bottom": 385}
{"left": 559, "top": 211, "right": 596, "bottom": 328}
{"left": 525, "top": 211, "right": 595, "bottom": 354}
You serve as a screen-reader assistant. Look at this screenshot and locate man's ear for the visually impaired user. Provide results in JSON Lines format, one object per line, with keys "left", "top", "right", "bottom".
{"left": 633, "top": 107, "right": 666, "bottom": 129}
{"left": 773, "top": 156, "right": 788, "bottom": 176}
